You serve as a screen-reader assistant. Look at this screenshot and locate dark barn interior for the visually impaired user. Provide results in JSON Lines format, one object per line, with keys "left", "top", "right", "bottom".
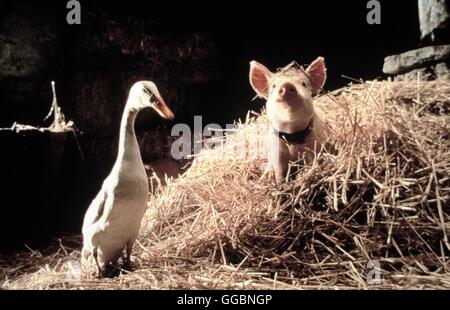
{"left": 0, "top": 1, "right": 422, "bottom": 250}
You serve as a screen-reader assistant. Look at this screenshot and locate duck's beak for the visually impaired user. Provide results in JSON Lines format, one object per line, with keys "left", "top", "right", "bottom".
{"left": 151, "top": 96, "right": 175, "bottom": 120}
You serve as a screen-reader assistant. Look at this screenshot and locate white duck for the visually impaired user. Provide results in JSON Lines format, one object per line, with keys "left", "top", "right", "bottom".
{"left": 81, "top": 81, "right": 174, "bottom": 277}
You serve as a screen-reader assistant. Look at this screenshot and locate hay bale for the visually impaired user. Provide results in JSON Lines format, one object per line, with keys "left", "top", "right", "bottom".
{"left": 142, "top": 78, "right": 450, "bottom": 288}
{"left": 2, "top": 79, "right": 449, "bottom": 289}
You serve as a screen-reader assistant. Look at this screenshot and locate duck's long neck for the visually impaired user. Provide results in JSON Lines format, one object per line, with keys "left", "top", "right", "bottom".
{"left": 116, "top": 102, "right": 142, "bottom": 166}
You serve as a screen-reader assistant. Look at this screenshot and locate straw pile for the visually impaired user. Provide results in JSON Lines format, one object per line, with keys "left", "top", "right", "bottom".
{"left": 2, "top": 78, "right": 449, "bottom": 289}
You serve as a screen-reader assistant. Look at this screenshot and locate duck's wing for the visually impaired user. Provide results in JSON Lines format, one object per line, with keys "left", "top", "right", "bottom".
{"left": 91, "top": 189, "right": 107, "bottom": 224}
{"left": 82, "top": 187, "right": 110, "bottom": 231}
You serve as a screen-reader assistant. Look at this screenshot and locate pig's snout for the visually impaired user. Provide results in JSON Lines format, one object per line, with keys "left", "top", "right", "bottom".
{"left": 278, "top": 82, "right": 298, "bottom": 100}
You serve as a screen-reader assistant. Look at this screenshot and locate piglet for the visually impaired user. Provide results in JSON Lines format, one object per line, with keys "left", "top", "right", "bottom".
{"left": 249, "top": 57, "right": 327, "bottom": 182}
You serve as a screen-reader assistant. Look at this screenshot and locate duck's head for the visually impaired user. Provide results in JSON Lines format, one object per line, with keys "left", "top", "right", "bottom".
{"left": 129, "top": 81, "right": 175, "bottom": 120}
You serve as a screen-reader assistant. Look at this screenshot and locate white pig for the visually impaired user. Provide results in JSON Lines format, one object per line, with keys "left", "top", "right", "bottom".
{"left": 249, "top": 57, "right": 327, "bottom": 182}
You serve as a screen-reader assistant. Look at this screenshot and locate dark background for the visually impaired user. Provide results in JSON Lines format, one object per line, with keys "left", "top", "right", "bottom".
{"left": 0, "top": 0, "right": 421, "bottom": 249}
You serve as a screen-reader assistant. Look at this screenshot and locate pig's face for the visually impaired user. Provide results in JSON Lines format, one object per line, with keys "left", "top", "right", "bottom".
{"left": 249, "top": 57, "right": 326, "bottom": 132}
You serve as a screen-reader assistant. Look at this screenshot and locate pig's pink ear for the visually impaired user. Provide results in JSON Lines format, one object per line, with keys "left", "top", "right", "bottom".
{"left": 249, "top": 61, "right": 272, "bottom": 99}
{"left": 305, "top": 57, "right": 327, "bottom": 96}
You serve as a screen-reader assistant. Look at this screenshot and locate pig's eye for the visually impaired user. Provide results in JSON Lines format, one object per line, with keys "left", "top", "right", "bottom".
{"left": 302, "top": 82, "right": 307, "bottom": 88}
{"left": 271, "top": 84, "right": 276, "bottom": 89}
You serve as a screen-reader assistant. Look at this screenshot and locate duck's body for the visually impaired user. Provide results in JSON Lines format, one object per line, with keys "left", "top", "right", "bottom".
{"left": 81, "top": 81, "right": 174, "bottom": 276}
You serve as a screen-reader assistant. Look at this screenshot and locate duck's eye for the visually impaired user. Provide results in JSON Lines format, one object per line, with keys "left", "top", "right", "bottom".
{"left": 143, "top": 87, "right": 149, "bottom": 94}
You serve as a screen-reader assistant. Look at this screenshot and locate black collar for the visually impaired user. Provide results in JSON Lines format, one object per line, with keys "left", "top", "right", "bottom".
{"left": 272, "top": 118, "right": 314, "bottom": 145}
